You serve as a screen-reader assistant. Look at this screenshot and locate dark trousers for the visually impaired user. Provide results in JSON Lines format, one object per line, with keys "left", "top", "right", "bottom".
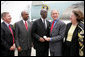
{"left": 63, "top": 46, "right": 79, "bottom": 56}
{"left": 18, "top": 49, "right": 31, "bottom": 56}
{"left": 50, "top": 51, "right": 62, "bottom": 56}
{"left": 1, "top": 50, "right": 14, "bottom": 56}
{"left": 36, "top": 48, "right": 48, "bottom": 56}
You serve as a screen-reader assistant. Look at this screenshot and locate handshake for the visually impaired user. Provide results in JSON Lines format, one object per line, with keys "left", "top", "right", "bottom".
{"left": 39, "top": 36, "right": 51, "bottom": 42}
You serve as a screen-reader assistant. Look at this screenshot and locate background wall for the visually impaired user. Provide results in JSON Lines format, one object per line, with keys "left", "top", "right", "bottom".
{"left": 1, "top": 1, "right": 32, "bottom": 24}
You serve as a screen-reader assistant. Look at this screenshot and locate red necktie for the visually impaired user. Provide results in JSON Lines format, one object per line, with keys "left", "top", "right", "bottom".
{"left": 9, "top": 25, "right": 14, "bottom": 44}
{"left": 25, "top": 21, "right": 28, "bottom": 31}
{"left": 50, "top": 21, "right": 54, "bottom": 32}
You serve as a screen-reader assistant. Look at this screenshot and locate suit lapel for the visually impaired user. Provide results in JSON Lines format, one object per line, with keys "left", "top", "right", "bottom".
{"left": 10, "top": 25, "right": 15, "bottom": 36}
{"left": 52, "top": 20, "right": 59, "bottom": 33}
{"left": 27, "top": 21, "right": 31, "bottom": 32}
{"left": 53, "top": 20, "right": 59, "bottom": 28}
{"left": 46, "top": 20, "right": 49, "bottom": 30}
{"left": 39, "top": 18, "right": 46, "bottom": 30}
{"left": 3, "top": 22, "right": 12, "bottom": 34}
{"left": 20, "top": 20, "right": 27, "bottom": 32}
{"left": 40, "top": 18, "right": 48, "bottom": 30}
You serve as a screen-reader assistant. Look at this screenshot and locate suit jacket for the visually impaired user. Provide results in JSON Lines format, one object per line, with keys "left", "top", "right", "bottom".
{"left": 49, "top": 20, "right": 66, "bottom": 55}
{"left": 1, "top": 22, "right": 15, "bottom": 55}
{"left": 15, "top": 20, "right": 32, "bottom": 50}
{"left": 63, "top": 23, "right": 79, "bottom": 56}
{"left": 31, "top": 18, "right": 51, "bottom": 49}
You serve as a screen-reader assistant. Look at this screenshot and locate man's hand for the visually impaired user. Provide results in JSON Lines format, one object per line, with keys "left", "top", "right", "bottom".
{"left": 18, "top": 46, "right": 22, "bottom": 52}
{"left": 45, "top": 37, "right": 51, "bottom": 41}
{"left": 13, "top": 43, "right": 16, "bottom": 48}
{"left": 10, "top": 44, "right": 15, "bottom": 51}
{"left": 39, "top": 37, "right": 45, "bottom": 42}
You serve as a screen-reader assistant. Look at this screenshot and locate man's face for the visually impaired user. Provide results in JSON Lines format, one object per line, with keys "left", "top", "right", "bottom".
{"left": 22, "top": 12, "right": 29, "bottom": 21}
{"left": 41, "top": 10, "right": 47, "bottom": 19}
{"left": 3, "top": 13, "right": 12, "bottom": 24}
{"left": 51, "top": 10, "right": 59, "bottom": 20}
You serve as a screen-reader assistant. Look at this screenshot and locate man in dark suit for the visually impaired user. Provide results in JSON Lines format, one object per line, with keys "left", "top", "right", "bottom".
{"left": 31, "top": 9, "right": 51, "bottom": 56}
{"left": 45, "top": 10, "right": 66, "bottom": 56}
{"left": 15, "top": 11, "right": 32, "bottom": 56}
{"left": 1, "top": 12, "right": 15, "bottom": 56}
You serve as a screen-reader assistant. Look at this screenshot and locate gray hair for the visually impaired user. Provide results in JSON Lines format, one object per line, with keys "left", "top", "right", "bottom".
{"left": 51, "top": 9, "right": 59, "bottom": 15}
{"left": 1, "top": 12, "right": 9, "bottom": 20}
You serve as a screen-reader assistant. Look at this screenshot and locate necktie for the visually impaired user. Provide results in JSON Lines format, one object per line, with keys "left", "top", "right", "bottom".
{"left": 50, "top": 21, "right": 54, "bottom": 32}
{"left": 25, "top": 21, "right": 28, "bottom": 31}
{"left": 43, "top": 20, "right": 46, "bottom": 29}
{"left": 9, "top": 25, "right": 14, "bottom": 44}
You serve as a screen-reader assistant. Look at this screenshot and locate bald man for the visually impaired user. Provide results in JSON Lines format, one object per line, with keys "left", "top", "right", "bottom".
{"left": 31, "top": 9, "right": 51, "bottom": 56}
{"left": 15, "top": 11, "right": 32, "bottom": 56}
{"left": 45, "top": 10, "right": 66, "bottom": 56}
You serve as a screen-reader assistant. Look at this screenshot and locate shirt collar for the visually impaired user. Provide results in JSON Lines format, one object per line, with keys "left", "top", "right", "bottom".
{"left": 4, "top": 21, "right": 10, "bottom": 27}
{"left": 22, "top": 19, "right": 28, "bottom": 24}
{"left": 52, "top": 19, "right": 58, "bottom": 23}
{"left": 41, "top": 17, "right": 47, "bottom": 23}
{"left": 53, "top": 18, "right": 59, "bottom": 22}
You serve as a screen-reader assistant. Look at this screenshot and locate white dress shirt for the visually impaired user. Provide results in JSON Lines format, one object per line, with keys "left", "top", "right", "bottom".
{"left": 22, "top": 19, "right": 28, "bottom": 26}
{"left": 41, "top": 17, "right": 47, "bottom": 29}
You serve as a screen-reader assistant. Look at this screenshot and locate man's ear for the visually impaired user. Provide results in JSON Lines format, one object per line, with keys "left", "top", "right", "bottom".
{"left": 2, "top": 17, "right": 5, "bottom": 20}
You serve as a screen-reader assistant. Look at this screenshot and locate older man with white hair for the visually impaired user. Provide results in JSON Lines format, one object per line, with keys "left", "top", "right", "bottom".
{"left": 45, "top": 10, "right": 66, "bottom": 56}
{"left": 1, "top": 12, "right": 15, "bottom": 56}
